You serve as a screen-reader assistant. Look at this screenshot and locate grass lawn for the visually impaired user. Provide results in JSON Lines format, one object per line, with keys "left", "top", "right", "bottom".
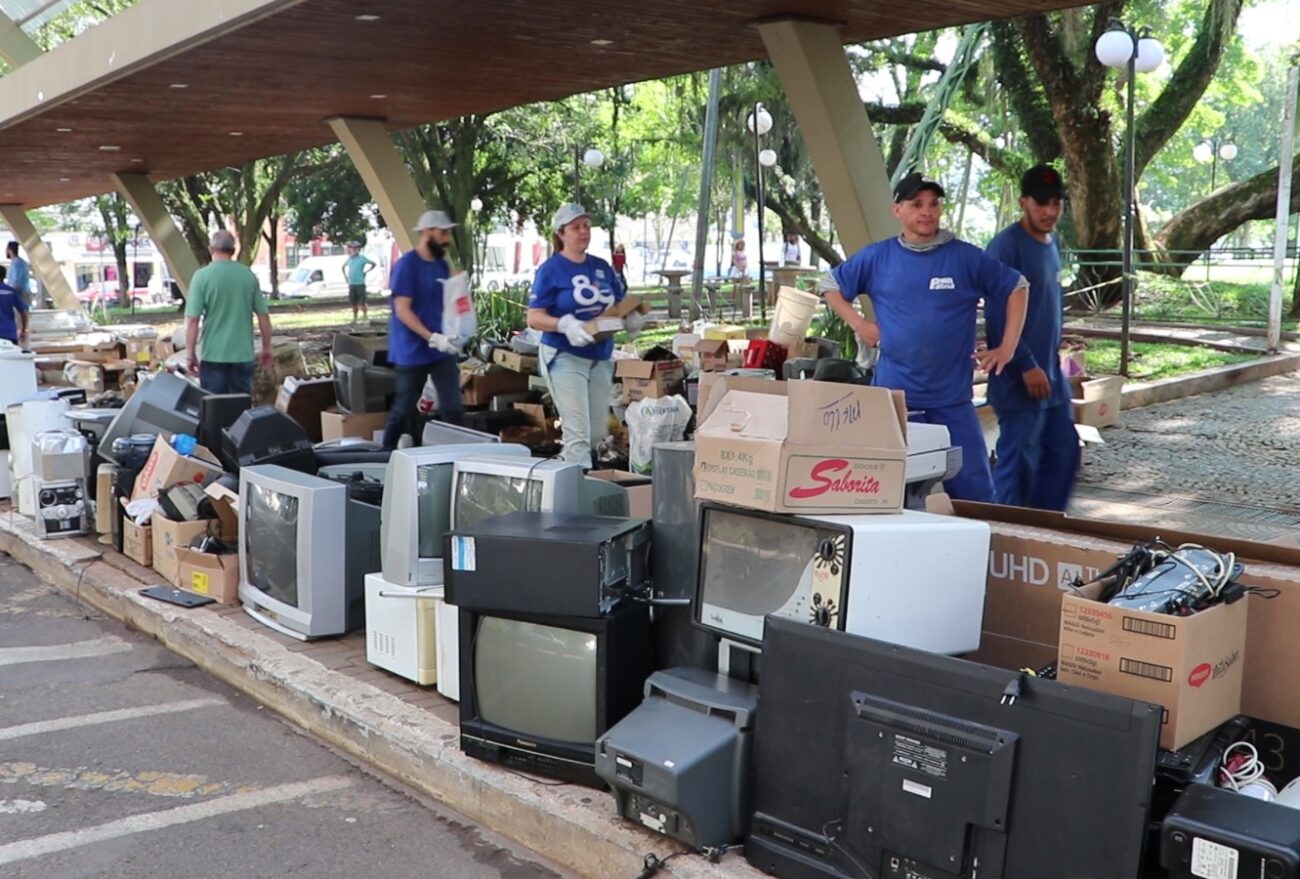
{"left": 1080, "top": 339, "right": 1257, "bottom": 382}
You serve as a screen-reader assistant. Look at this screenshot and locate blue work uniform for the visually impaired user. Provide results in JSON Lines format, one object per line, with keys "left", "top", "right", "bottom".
{"left": 832, "top": 235, "right": 1022, "bottom": 502}
{"left": 528, "top": 254, "right": 624, "bottom": 363}
{"left": 0, "top": 281, "right": 28, "bottom": 343}
{"left": 985, "top": 223, "right": 1080, "bottom": 511}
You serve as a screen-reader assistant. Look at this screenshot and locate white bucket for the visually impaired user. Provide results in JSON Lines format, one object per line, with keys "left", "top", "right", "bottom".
{"left": 0, "top": 342, "right": 37, "bottom": 412}
{"left": 767, "top": 286, "right": 821, "bottom": 350}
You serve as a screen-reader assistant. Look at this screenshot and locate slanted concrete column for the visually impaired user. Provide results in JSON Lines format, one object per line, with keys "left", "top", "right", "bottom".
{"left": 758, "top": 18, "right": 895, "bottom": 255}
{"left": 328, "top": 117, "right": 425, "bottom": 254}
{"left": 113, "top": 173, "right": 202, "bottom": 295}
{"left": 0, "top": 205, "right": 77, "bottom": 310}
{"left": 0, "top": 12, "right": 41, "bottom": 68}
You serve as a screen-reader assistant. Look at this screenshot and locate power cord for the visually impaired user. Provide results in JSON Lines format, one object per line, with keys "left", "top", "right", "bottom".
{"left": 1218, "top": 741, "right": 1277, "bottom": 800}
{"left": 634, "top": 844, "right": 743, "bottom": 878}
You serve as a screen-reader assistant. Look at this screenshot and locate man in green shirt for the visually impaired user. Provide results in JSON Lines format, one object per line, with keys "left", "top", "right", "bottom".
{"left": 342, "top": 241, "right": 376, "bottom": 324}
{"left": 184, "top": 230, "right": 273, "bottom": 394}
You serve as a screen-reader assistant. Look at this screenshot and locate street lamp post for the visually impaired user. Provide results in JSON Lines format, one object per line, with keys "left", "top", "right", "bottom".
{"left": 1193, "top": 137, "right": 1237, "bottom": 281}
{"left": 469, "top": 197, "right": 484, "bottom": 280}
{"left": 747, "top": 102, "right": 774, "bottom": 320}
{"left": 573, "top": 146, "right": 604, "bottom": 204}
{"left": 1095, "top": 18, "right": 1164, "bottom": 378}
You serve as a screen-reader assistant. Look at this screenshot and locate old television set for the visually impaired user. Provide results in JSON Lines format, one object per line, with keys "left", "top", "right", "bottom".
{"left": 333, "top": 353, "right": 396, "bottom": 414}
{"left": 238, "top": 464, "right": 381, "bottom": 640}
{"left": 331, "top": 330, "right": 390, "bottom": 369}
{"left": 746, "top": 617, "right": 1162, "bottom": 879}
{"left": 694, "top": 503, "right": 990, "bottom": 653}
{"left": 100, "top": 371, "right": 209, "bottom": 464}
{"left": 459, "top": 602, "right": 653, "bottom": 787}
{"left": 380, "top": 443, "right": 532, "bottom": 586}
{"left": 449, "top": 456, "right": 629, "bottom": 532}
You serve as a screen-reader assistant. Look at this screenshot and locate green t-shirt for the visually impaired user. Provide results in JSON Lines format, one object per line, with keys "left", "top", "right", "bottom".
{"left": 344, "top": 254, "right": 375, "bottom": 286}
{"left": 184, "top": 260, "right": 268, "bottom": 363}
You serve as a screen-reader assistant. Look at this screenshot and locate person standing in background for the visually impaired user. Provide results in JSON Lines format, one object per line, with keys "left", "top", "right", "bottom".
{"left": 985, "top": 165, "right": 1080, "bottom": 511}
{"left": 185, "top": 230, "right": 273, "bottom": 394}
{"left": 0, "top": 266, "right": 29, "bottom": 346}
{"left": 611, "top": 243, "right": 628, "bottom": 292}
{"left": 7, "top": 242, "right": 30, "bottom": 307}
{"left": 342, "top": 242, "right": 376, "bottom": 325}
{"left": 783, "top": 233, "right": 801, "bottom": 266}
{"left": 730, "top": 239, "right": 749, "bottom": 278}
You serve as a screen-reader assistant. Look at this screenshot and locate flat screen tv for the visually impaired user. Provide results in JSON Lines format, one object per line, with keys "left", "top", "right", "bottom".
{"left": 100, "top": 371, "right": 209, "bottom": 464}
{"left": 458, "top": 603, "right": 652, "bottom": 787}
{"left": 333, "top": 353, "right": 396, "bottom": 414}
{"left": 449, "top": 456, "right": 629, "bottom": 533}
{"left": 745, "top": 617, "right": 1162, "bottom": 879}
{"left": 238, "top": 464, "right": 378, "bottom": 640}
{"left": 380, "top": 443, "right": 531, "bottom": 587}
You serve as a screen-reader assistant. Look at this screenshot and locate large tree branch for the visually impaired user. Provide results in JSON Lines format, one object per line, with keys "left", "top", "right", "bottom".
{"left": 989, "top": 20, "right": 1063, "bottom": 161}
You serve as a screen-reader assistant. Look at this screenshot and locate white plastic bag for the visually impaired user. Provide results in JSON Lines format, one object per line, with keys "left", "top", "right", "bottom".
{"left": 442, "top": 272, "right": 476, "bottom": 348}
{"left": 625, "top": 395, "right": 692, "bottom": 474}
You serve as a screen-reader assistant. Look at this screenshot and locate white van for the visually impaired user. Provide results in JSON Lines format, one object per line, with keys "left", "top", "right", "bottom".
{"left": 281, "top": 255, "right": 385, "bottom": 299}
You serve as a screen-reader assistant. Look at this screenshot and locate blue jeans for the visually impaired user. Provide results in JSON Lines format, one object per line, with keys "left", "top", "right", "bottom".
{"left": 382, "top": 357, "right": 463, "bottom": 449}
{"left": 993, "top": 399, "right": 1080, "bottom": 511}
{"left": 199, "top": 361, "right": 254, "bottom": 395}
{"left": 909, "top": 403, "right": 993, "bottom": 503}
{"left": 539, "top": 345, "right": 613, "bottom": 466}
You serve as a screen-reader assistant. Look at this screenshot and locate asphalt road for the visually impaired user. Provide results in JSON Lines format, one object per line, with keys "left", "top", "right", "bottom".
{"left": 0, "top": 553, "right": 572, "bottom": 879}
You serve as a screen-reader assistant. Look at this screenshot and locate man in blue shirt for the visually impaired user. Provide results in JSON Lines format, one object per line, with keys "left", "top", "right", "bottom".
{"left": 381, "top": 210, "right": 464, "bottom": 449}
{"left": 985, "top": 165, "right": 1080, "bottom": 511}
{"left": 7, "top": 242, "right": 31, "bottom": 307}
{"left": 824, "top": 172, "right": 1028, "bottom": 502}
{"left": 0, "top": 265, "right": 30, "bottom": 346}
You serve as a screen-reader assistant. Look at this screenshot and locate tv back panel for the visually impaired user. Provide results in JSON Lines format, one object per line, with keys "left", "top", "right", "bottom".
{"left": 199, "top": 394, "right": 251, "bottom": 469}
{"left": 100, "top": 371, "right": 209, "bottom": 464}
{"left": 222, "top": 406, "right": 316, "bottom": 474}
{"left": 332, "top": 330, "right": 390, "bottom": 368}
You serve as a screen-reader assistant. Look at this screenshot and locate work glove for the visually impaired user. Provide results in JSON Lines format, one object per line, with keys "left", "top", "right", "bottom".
{"left": 623, "top": 311, "right": 647, "bottom": 339}
{"left": 555, "top": 314, "right": 595, "bottom": 347}
{"left": 427, "top": 332, "right": 460, "bottom": 354}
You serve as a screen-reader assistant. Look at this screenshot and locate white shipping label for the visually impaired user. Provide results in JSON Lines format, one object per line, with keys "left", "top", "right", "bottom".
{"left": 1190, "top": 837, "right": 1238, "bottom": 879}
{"left": 451, "top": 536, "right": 476, "bottom": 572}
{"left": 901, "top": 779, "right": 932, "bottom": 799}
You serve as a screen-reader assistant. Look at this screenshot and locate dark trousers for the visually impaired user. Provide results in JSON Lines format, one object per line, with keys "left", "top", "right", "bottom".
{"left": 382, "top": 358, "right": 464, "bottom": 449}
{"left": 909, "top": 403, "right": 994, "bottom": 503}
{"left": 993, "top": 399, "right": 1080, "bottom": 511}
{"left": 199, "top": 361, "right": 254, "bottom": 395}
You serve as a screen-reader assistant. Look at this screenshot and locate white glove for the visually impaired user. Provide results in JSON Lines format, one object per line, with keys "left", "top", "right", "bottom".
{"left": 623, "top": 310, "right": 647, "bottom": 338}
{"left": 427, "top": 332, "right": 460, "bottom": 354}
{"left": 555, "top": 314, "right": 595, "bottom": 347}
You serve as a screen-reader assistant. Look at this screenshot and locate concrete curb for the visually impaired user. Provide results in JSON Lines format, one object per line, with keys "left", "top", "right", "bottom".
{"left": 1121, "top": 352, "right": 1300, "bottom": 410}
{"left": 0, "top": 513, "right": 761, "bottom": 879}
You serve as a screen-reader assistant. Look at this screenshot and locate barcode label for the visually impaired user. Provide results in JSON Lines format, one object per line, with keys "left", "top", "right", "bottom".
{"left": 1123, "top": 617, "right": 1177, "bottom": 640}
{"left": 1119, "top": 658, "right": 1173, "bottom": 682}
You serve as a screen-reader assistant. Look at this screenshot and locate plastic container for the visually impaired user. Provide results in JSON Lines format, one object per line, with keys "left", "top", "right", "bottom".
{"left": 767, "top": 286, "right": 821, "bottom": 349}
{"left": 0, "top": 340, "right": 38, "bottom": 412}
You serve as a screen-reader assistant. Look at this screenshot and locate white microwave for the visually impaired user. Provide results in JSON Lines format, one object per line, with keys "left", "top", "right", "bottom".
{"left": 693, "top": 503, "right": 990, "bottom": 654}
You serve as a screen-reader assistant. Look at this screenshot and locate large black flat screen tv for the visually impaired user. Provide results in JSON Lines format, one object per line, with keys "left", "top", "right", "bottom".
{"left": 746, "top": 617, "right": 1162, "bottom": 879}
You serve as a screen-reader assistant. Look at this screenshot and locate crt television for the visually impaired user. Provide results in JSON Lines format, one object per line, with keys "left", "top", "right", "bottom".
{"left": 449, "top": 456, "right": 629, "bottom": 532}
{"left": 333, "top": 353, "right": 397, "bottom": 414}
{"left": 459, "top": 602, "right": 653, "bottom": 787}
{"left": 380, "top": 443, "right": 531, "bottom": 587}
{"left": 694, "top": 503, "right": 990, "bottom": 652}
{"left": 745, "top": 617, "right": 1162, "bottom": 879}
{"left": 238, "top": 464, "right": 380, "bottom": 640}
{"left": 100, "top": 371, "right": 209, "bottom": 464}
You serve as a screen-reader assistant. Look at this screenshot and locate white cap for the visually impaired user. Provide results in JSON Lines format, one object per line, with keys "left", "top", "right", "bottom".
{"left": 413, "top": 209, "right": 458, "bottom": 231}
{"left": 551, "top": 203, "right": 589, "bottom": 232}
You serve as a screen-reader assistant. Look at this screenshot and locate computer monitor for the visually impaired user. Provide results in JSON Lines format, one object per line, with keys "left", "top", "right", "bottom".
{"left": 331, "top": 330, "right": 390, "bottom": 369}
{"left": 459, "top": 602, "right": 653, "bottom": 787}
{"left": 449, "top": 456, "right": 630, "bottom": 532}
{"left": 198, "top": 393, "right": 251, "bottom": 467}
{"left": 333, "top": 353, "right": 396, "bottom": 414}
{"left": 745, "top": 617, "right": 1162, "bottom": 879}
{"left": 380, "top": 443, "right": 531, "bottom": 587}
{"left": 100, "top": 371, "right": 209, "bottom": 464}
{"left": 238, "top": 464, "right": 380, "bottom": 640}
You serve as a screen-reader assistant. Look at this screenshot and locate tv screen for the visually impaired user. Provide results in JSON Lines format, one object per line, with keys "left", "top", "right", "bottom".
{"left": 474, "top": 616, "right": 597, "bottom": 743}
{"left": 244, "top": 481, "right": 301, "bottom": 608}
{"left": 454, "top": 471, "right": 543, "bottom": 530}
{"left": 416, "top": 462, "right": 455, "bottom": 559}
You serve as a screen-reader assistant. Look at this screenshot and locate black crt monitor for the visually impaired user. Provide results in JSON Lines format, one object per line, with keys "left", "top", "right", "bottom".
{"left": 222, "top": 406, "right": 316, "bottom": 474}
{"left": 332, "top": 353, "right": 396, "bottom": 414}
{"left": 99, "top": 371, "right": 210, "bottom": 464}
{"left": 746, "top": 617, "right": 1162, "bottom": 879}
{"left": 198, "top": 394, "right": 252, "bottom": 468}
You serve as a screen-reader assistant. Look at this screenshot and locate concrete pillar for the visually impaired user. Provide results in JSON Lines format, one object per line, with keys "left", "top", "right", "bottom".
{"left": 328, "top": 117, "right": 426, "bottom": 254}
{"left": 0, "top": 12, "right": 41, "bottom": 68}
{"left": 0, "top": 206, "right": 77, "bottom": 310}
{"left": 758, "top": 18, "right": 895, "bottom": 255}
{"left": 113, "top": 173, "right": 203, "bottom": 295}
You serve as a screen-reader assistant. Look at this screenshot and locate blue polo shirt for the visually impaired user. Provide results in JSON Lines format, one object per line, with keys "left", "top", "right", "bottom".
{"left": 8, "top": 257, "right": 29, "bottom": 302}
{"left": 985, "top": 223, "right": 1070, "bottom": 411}
{"left": 529, "top": 253, "right": 623, "bottom": 361}
{"left": 387, "top": 250, "right": 451, "bottom": 367}
{"left": 832, "top": 237, "right": 1022, "bottom": 408}
{"left": 0, "top": 282, "right": 28, "bottom": 342}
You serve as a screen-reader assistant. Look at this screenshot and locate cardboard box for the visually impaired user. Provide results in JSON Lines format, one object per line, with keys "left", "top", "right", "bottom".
{"left": 693, "top": 339, "right": 732, "bottom": 373}
{"left": 694, "top": 379, "right": 908, "bottom": 514}
{"left": 65, "top": 358, "right": 136, "bottom": 393}
{"left": 1073, "top": 375, "right": 1125, "bottom": 428}
{"left": 1057, "top": 590, "right": 1247, "bottom": 750}
{"left": 275, "top": 376, "right": 335, "bottom": 443}
{"left": 513, "top": 403, "right": 557, "bottom": 439}
{"left": 131, "top": 437, "right": 225, "bottom": 501}
{"left": 583, "top": 294, "right": 646, "bottom": 342}
{"left": 152, "top": 512, "right": 217, "bottom": 586}
{"left": 587, "top": 469, "right": 653, "bottom": 519}
{"left": 320, "top": 407, "right": 389, "bottom": 442}
{"left": 703, "top": 324, "right": 748, "bottom": 341}
{"left": 174, "top": 548, "right": 240, "bottom": 603}
{"left": 492, "top": 349, "right": 539, "bottom": 374}
{"left": 458, "top": 368, "right": 531, "bottom": 407}
{"left": 671, "top": 333, "right": 700, "bottom": 365}
{"left": 125, "top": 338, "right": 159, "bottom": 366}
{"left": 95, "top": 464, "right": 117, "bottom": 535}
{"left": 122, "top": 516, "right": 152, "bottom": 566}
{"left": 616, "top": 358, "right": 686, "bottom": 403}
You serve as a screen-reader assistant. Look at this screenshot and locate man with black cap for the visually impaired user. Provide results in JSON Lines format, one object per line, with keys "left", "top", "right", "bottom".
{"left": 984, "top": 164, "right": 1079, "bottom": 511}
{"left": 823, "top": 171, "right": 1028, "bottom": 502}
{"left": 381, "top": 210, "right": 465, "bottom": 449}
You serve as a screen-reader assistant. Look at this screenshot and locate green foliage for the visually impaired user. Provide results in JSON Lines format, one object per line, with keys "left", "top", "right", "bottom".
{"left": 282, "top": 147, "right": 374, "bottom": 245}
{"left": 810, "top": 310, "right": 859, "bottom": 361}
{"left": 1082, "top": 339, "right": 1256, "bottom": 381}
{"left": 472, "top": 286, "right": 530, "bottom": 346}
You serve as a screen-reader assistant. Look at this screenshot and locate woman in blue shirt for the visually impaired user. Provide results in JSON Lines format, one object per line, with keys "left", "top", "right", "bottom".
{"left": 527, "top": 204, "right": 635, "bottom": 466}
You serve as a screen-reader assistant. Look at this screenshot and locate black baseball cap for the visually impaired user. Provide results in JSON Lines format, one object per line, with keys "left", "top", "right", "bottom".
{"left": 1021, "top": 164, "right": 1066, "bottom": 202}
{"left": 893, "top": 172, "right": 945, "bottom": 202}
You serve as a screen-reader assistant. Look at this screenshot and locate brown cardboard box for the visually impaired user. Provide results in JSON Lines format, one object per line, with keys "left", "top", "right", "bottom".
{"left": 513, "top": 403, "right": 558, "bottom": 439}
{"left": 275, "top": 376, "right": 335, "bottom": 442}
{"left": 458, "top": 368, "right": 531, "bottom": 407}
{"left": 1073, "top": 375, "right": 1125, "bottom": 428}
{"left": 95, "top": 464, "right": 117, "bottom": 535}
{"left": 174, "top": 548, "right": 240, "bottom": 603}
{"left": 583, "top": 294, "right": 646, "bottom": 342}
{"left": 616, "top": 358, "right": 686, "bottom": 403}
{"left": 693, "top": 339, "right": 732, "bottom": 373}
{"left": 693, "top": 380, "right": 908, "bottom": 514}
{"left": 492, "top": 349, "right": 539, "bottom": 374}
{"left": 152, "top": 512, "right": 217, "bottom": 586}
{"left": 122, "top": 516, "right": 152, "bottom": 566}
{"left": 66, "top": 358, "right": 136, "bottom": 393}
{"left": 587, "top": 469, "right": 653, "bottom": 519}
{"left": 320, "top": 407, "right": 389, "bottom": 442}
{"left": 125, "top": 338, "right": 159, "bottom": 366}
{"left": 131, "top": 437, "right": 225, "bottom": 501}
{"left": 1058, "top": 590, "right": 1247, "bottom": 750}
